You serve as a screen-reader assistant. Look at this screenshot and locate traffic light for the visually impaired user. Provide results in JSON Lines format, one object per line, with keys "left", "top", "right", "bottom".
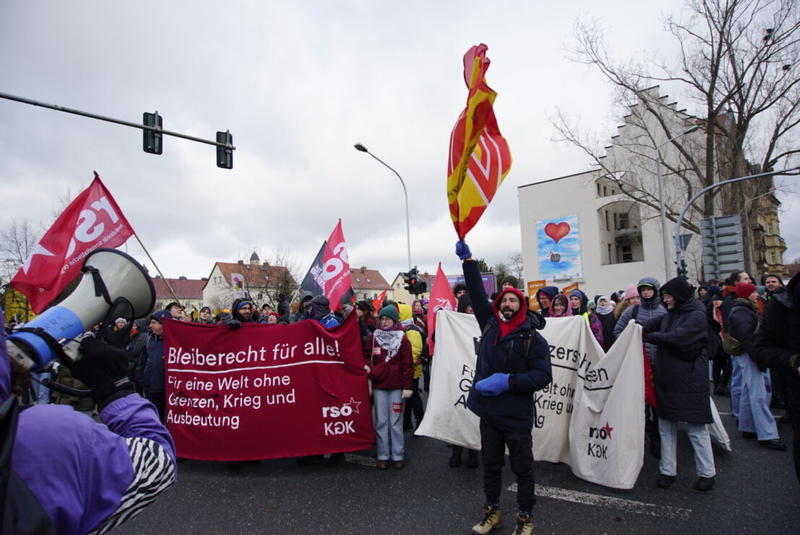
{"left": 143, "top": 112, "right": 162, "bottom": 154}
{"left": 216, "top": 130, "right": 233, "bottom": 169}
{"left": 403, "top": 267, "right": 427, "bottom": 295}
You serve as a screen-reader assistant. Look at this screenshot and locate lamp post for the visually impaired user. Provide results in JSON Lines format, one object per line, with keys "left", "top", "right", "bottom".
{"left": 354, "top": 143, "right": 411, "bottom": 270}
{"left": 655, "top": 126, "right": 699, "bottom": 282}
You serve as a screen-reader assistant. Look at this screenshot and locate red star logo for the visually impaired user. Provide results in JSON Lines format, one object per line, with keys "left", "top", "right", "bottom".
{"left": 601, "top": 422, "right": 614, "bottom": 439}
{"left": 345, "top": 396, "right": 362, "bottom": 414}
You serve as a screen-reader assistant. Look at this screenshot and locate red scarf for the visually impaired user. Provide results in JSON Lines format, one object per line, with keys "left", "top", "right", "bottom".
{"left": 494, "top": 288, "right": 528, "bottom": 340}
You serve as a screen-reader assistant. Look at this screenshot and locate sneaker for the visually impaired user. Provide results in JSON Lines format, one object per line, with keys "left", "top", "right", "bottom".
{"left": 759, "top": 438, "right": 787, "bottom": 451}
{"left": 694, "top": 476, "right": 715, "bottom": 491}
{"left": 393, "top": 460, "right": 404, "bottom": 469}
{"left": 376, "top": 460, "right": 389, "bottom": 470}
{"left": 657, "top": 474, "right": 676, "bottom": 488}
{"left": 471, "top": 505, "right": 502, "bottom": 535}
{"left": 512, "top": 512, "right": 534, "bottom": 535}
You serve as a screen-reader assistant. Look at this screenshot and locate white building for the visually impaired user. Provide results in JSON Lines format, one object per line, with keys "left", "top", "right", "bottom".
{"left": 519, "top": 91, "right": 707, "bottom": 298}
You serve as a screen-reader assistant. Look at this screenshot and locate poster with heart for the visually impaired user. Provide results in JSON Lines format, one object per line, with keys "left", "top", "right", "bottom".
{"left": 537, "top": 215, "right": 582, "bottom": 280}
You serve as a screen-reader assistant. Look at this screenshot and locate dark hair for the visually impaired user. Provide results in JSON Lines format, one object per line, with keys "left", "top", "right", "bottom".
{"left": 724, "top": 270, "right": 748, "bottom": 286}
{"left": 165, "top": 301, "right": 181, "bottom": 311}
{"left": 761, "top": 273, "right": 783, "bottom": 285}
{"left": 452, "top": 283, "right": 467, "bottom": 297}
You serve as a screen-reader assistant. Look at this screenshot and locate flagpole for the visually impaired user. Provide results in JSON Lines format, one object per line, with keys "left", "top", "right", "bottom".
{"left": 132, "top": 233, "right": 182, "bottom": 308}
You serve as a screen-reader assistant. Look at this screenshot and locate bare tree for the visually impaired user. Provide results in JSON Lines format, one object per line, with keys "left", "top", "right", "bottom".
{"left": 553, "top": 0, "right": 800, "bottom": 232}
{"left": 262, "top": 248, "right": 301, "bottom": 305}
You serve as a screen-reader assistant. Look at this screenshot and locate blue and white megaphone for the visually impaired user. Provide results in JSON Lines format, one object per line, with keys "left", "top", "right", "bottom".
{"left": 6, "top": 248, "right": 156, "bottom": 371}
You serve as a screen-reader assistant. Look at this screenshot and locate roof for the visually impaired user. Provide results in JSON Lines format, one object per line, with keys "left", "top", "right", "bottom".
{"left": 152, "top": 278, "right": 206, "bottom": 300}
{"left": 204, "top": 261, "right": 297, "bottom": 291}
{"left": 350, "top": 267, "right": 391, "bottom": 291}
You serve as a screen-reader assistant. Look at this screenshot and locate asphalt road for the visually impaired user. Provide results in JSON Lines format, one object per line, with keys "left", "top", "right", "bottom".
{"left": 114, "top": 393, "right": 799, "bottom": 535}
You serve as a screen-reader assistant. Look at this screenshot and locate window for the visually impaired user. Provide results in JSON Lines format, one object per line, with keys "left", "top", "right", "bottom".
{"left": 603, "top": 186, "right": 608, "bottom": 196}
{"left": 613, "top": 213, "right": 618, "bottom": 230}
{"left": 621, "top": 245, "right": 633, "bottom": 263}
{"left": 618, "top": 213, "right": 629, "bottom": 229}
{"left": 607, "top": 243, "right": 613, "bottom": 264}
{"left": 596, "top": 182, "right": 601, "bottom": 196}
{"left": 604, "top": 210, "right": 610, "bottom": 231}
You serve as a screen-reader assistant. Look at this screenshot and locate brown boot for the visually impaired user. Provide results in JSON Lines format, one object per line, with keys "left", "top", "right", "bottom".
{"left": 512, "top": 512, "right": 534, "bottom": 535}
{"left": 471, "top": 505, "right": 502, "bottom": 535}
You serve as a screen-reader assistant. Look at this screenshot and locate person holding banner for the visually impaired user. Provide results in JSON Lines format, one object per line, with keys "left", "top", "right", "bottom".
{"left": 641, "top": 277, "right": 716, "bottom": 492}
{"left": 456, "top": 240, "right": 551, "bottom": 535}
{"left": 364, "top": 306, "right": 413, "bottom": 469}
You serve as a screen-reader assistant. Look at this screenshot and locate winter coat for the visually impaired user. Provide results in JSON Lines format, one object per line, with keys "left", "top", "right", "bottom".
{"left": 613, "top": 277, "right": 666, "bottom": 362}
{"left": 140, "top": 334, "right": 165, "bottom": 395}
{"left": 364, "top": 329, "right": 413, "bottom": 391}
{"left": 1, "top": 321, "right": 176, "bottom": 535}
{"left": 643, "top": 277, "right": 711, "bottom": 424}
{"left": 597, "top": 312, "right": 616, "bottom": 350}
{"left": 727, "top": 298, "right": 760, "bottom": 360}
{"left": 753, "top": 273, "right": 800, "bottom": 412}
{"left": 463, "top": 260, "right": 552, "bottom": 434}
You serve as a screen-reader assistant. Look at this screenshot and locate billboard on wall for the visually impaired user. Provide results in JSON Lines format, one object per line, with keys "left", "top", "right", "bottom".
{"left": 537, "top": 216, "right": 582, "bottom": 280}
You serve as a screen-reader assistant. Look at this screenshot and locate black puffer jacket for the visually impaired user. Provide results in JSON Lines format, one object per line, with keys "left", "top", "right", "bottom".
{"left": 727, "top": 298, "right": 759, "bottom": 360}
{"left": 643, "top": 277, "right": 711, "bottom": 424}
{"left": 463, "top": 260, "right": 552, "bottom": 434}
{"left": 753, "top": 273, "right": 800, "bottom": 412}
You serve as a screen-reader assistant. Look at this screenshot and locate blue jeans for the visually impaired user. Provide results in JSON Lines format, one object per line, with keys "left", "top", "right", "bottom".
{"left": 731, "top": 355, "right": 744, "bottom": 418}
{"left": 659, "top": 418, "right": 715, "bottom": 478}
{"left": 373, "top": 389, "right": 404, "bottom": 461}
{"left": 737, "top": 353, "right": 778, "bottom": 440}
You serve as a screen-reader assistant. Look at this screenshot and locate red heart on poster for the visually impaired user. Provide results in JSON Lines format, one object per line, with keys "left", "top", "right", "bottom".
{"left": 544, "top": 222, "right": 570, "bottom": 244}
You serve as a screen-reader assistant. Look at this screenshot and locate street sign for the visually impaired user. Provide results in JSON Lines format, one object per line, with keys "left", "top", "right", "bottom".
{"left": 701, "top": 215, "right": 745, "bottom": 281}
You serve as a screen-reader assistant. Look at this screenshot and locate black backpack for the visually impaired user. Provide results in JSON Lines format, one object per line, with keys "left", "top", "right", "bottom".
{"left": 0, "top": 397, "right": 56, "bottom": 535}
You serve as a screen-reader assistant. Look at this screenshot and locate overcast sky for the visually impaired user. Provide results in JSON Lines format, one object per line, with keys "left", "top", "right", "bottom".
{"left": 2, "top": 1, "right": 797, "bottom": 288}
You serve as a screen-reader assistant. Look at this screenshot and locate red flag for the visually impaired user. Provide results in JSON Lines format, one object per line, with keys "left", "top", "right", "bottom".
{"left": 10, "top": 173, "right": 134, "bottom": 313}
{"left": 319, "top": 220, "right": 352, "bottom": 311}
{"left": 371, "top": 289, "right": 387, "bottom": 313}
{"left": 426, "top": 263, "right": 457, "bottom": 355}
{"left": 446, "top": 44, "right": 512, "bottom": 239}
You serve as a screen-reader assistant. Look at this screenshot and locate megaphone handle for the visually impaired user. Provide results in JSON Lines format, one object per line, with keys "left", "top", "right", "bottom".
{"left": 37, "top": 376, "right": 92, "bottom": 398}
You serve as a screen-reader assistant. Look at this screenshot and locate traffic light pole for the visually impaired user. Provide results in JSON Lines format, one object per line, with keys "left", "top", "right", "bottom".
{"left": 674, "top": 166, "right": 799, "bottom": 277}
{"left": 0, "top": 91, "right": 235, "bottom": 161}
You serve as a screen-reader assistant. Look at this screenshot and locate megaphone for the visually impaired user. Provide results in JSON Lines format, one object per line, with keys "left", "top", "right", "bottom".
{"left": 7, "top": 248, "right": 156, "bottom": 371}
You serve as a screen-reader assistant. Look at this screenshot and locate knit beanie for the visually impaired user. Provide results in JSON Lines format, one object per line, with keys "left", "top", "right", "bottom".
{"left": 623, "top": 284, "right": 638, "bottom": 300}
{"left": 378, "top": 305, "right": 399, "bottom": 323}
{"left": 735, "top": 282, "right": 757, "bottom": 299}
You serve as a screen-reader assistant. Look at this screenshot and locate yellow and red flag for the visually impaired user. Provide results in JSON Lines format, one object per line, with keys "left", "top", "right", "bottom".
{"left": 447, "top": 44, "right": 512, "bottom": 239}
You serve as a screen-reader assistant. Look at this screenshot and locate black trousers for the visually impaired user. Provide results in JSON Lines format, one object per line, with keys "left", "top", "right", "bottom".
{"left": 480, "top": 418, "right": 535, "bottom": 513}
{"left": 403, "top": 378, "right": 424, "bottom": 427}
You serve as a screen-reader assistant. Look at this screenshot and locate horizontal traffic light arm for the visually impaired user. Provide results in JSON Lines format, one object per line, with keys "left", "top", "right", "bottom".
{"left": 0, "top": 91, "right": 236, "bottom": 151}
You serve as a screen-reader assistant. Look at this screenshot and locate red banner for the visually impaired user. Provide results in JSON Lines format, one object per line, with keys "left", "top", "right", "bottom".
{"left": 163, "top": 314, "right": 374, "bottom": 461}
{"left": 10, "top": 173, "right": 134, "bottom": 313}
{"left": 426, "top": 262, "right": 457, "bottom": 355}
{"left": 320, "top": 219, "right": 352, "bottom": 310}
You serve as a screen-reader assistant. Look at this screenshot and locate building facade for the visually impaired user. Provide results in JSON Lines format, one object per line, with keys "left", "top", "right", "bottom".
{"left": 202, "top": 253, "right": 297, "bottom": 311}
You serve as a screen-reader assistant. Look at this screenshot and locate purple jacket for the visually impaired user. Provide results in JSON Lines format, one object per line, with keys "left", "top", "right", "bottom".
{"left": 3, "top": 325, "right": 176, "bottom": 535}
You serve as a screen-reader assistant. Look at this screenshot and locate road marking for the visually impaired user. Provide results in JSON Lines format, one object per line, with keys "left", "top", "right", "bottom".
{"left": 507, "top": 483, "right": 691, "bottom": 520}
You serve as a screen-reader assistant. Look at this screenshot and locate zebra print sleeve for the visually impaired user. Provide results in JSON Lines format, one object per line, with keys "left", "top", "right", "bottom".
{"left": 88, "top": 437, "right": 176, "bottom": 535}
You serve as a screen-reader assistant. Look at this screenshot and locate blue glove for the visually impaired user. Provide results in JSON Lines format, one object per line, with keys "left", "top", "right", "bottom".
{"left": 475, "top": 373, "right": 510, "bottom": 396}
{"left": 455, "top": 240, "right": 472, "bottom": 260}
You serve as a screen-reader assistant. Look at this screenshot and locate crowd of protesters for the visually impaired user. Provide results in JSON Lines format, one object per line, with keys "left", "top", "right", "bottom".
{"left": 6, "top": 264, "right": 800, "bottom": 535}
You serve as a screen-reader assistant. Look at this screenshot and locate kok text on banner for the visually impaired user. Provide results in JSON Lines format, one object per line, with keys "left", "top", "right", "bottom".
{"left": 11, "top": 173, "right": 134, "bottom": 313}
{"left": 447, "top": 44, "right": 512, "bottom": 239}
{"left": 163, "top": 314, "right": 374, "bottom": 460}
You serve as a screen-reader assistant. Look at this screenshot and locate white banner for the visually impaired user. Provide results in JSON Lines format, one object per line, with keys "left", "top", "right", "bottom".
{"left": 417, "top": 311, "right": 645, "bottom": 489}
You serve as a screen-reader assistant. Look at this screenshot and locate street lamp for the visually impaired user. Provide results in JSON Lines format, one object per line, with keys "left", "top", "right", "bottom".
{"left": 354, "top": 143, "right": 412, "bottom": 270}
{"left": 655, "top": 126, "right": 699, "bottom": 282}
